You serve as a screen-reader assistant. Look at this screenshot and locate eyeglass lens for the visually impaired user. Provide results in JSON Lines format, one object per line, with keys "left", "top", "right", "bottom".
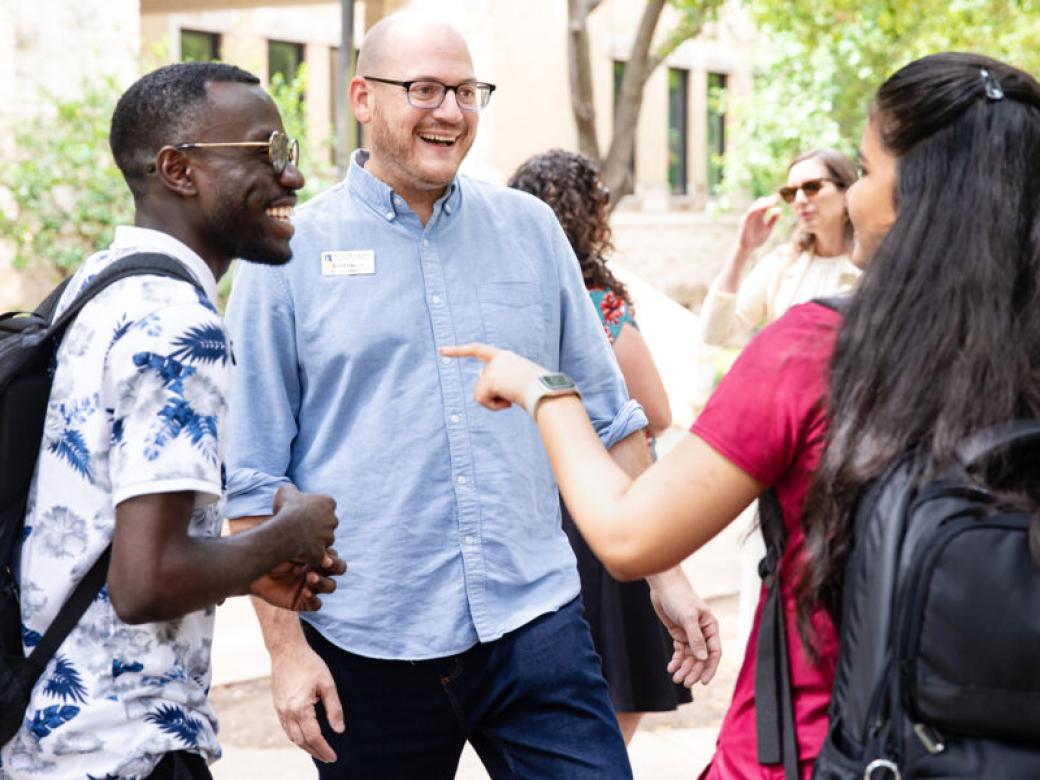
{"left": 408, "top": 81, "right": 493, "bottom": 110}
{"left": 778, "top": 179, "right": 825, "bottom": 203}
{"left": 268, "top": 132, "right": 299, "bottom": 173}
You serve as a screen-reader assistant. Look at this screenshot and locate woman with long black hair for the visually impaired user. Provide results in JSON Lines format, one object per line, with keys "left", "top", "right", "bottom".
{"left": 445, "top": 52, "right": 1040, "bottom": 778}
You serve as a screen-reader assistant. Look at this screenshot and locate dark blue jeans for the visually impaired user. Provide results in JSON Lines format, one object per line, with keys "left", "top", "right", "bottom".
{"left": 303, "top": 597, "right": 632, "bottom": 779}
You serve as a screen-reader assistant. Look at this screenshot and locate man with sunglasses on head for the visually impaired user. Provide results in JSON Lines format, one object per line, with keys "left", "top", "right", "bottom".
{"left": 1, "top": 62, "right": 345, "bottom": 779}
{"left": 223, "top": 11, "right": 718, "bottom": 780}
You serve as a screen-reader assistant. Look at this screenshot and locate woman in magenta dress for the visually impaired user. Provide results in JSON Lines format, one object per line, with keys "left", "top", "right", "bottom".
{"left": 449, "top": 53, "right": 1040, "bottom": 777}
{"left": 508, "top": 150, "right": 690, "bottom": 745}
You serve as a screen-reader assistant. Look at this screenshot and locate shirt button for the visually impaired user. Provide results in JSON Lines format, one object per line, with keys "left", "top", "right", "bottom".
{"left": 450, "top": 414, "right": 461, "bottom": 423}
{"left": 441, "top": 356, "right": 451, "bottom": 365}
{"left": 431, "top": 295, "right": 441, "bottom": 304}
{"left": 456, "top": 475, "right": 467, "bottom": 486}
{"left": 385, "top": 211, "right": 395, "bottom": 220}
{"left": 422, "top": 239, "right": 429, "bottom": 247}
{"left": 464, "top": 535, "right": 476, "bottom": 545}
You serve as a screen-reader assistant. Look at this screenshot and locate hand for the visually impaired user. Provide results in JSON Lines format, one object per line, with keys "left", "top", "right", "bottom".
{"left": 271, "top": 485, "right": 338, "bottom": 568}
{"left": 737, "top": 194, "right": 781, "bottom": 254}
{"left": 271, "top": 643, "right": 345, "bottom": 763}
{"left": 250, "top": 548, "right": 347, "bottom": 612}
{"left": 439, "top": 343, "right": 546, "bottom": 412}
{"left": 648, "top": 569, "right": 722, "bottom": 688}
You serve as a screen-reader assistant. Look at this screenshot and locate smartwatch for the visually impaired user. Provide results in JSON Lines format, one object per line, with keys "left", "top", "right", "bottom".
{"left": 523, "top": 373, "right": 581, "bottom": 417}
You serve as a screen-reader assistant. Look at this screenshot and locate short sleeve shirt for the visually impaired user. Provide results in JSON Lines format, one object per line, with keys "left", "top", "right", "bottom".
{"left": 1, "top": 229, "right": 227, "bottom": 779}
{"left": 587, "top": 287, "right": 637, "bottom": 344}
{"left": 691, "top": 302, "right": 841, "bottom": 777}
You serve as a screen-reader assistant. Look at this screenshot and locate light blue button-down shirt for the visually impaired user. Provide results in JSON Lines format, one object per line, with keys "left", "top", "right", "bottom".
{"left": 224, "top": 150, "right": 647, "bottom": 660}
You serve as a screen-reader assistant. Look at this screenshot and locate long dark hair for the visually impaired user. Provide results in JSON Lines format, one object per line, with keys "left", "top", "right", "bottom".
{"left": 788, "top": 148, "right": 858, "bottom": 253}
{"left": 507, "top": 149, "right": 632, "bottom": 306}
{"left": 797, "top": 53, "right": 1040, "bottom": 653}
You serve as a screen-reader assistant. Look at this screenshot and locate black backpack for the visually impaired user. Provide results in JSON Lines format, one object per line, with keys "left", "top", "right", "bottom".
{"left": 813, "top": 423, "right": 1040, "bottom": 779}
{"left": 0, "top": 253, "right": 201, "bottom": 745}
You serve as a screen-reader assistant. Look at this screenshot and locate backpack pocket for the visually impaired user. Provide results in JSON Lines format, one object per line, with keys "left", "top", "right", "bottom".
{"left": 902, "top": 512, "right": 1040, "bottom": 741}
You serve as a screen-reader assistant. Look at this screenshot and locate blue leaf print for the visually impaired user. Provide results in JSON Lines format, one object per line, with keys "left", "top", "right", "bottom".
{"left": 195, "top": 286, "right": 218, "bottom": 314}
{"left": 112, "top": 659, "right": 144, "bottom": 678}
{"left": 22, "top": 623, "right": 42, "bottom": 648}
{"left": 43, "top": 656, "right": 88, "bottom": 704}
{"left": 22, "top": 525, "right": 32, "bottom": 542}
{"left": 108, "top": 316, "right": 132, "bottom": 354}
{"left": 132, "top": 351, "right": 196, "bottom": 392}
{"left": 28, "top": 704, "right": 80, "bottom": 739}
{"left": 145, "top": 704, "right": 204, "bottom": 747}
{"left": 95, "top": 585, "right": 109, "bottom": 602}
{"left": 48, "top": 428, "right": 93, "bottom": 480}
{"left": 170, "top": 323, "right": 228, "bottom": 366}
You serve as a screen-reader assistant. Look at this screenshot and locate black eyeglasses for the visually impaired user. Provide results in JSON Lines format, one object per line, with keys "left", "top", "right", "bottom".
{"left": 175, "top": 130, "right": 300, "bottom": 175}
{"left": 363, "top": 77, "right": 496, "bottom": 111}
{"left": 777, "top": 177, "right": 837, "bottom": 203}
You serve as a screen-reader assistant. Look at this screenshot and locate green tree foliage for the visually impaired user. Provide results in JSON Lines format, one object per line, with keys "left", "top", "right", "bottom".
{"left": 727, "top": 0, "right": 1040, "bottom": 195}
{"left": 0, "top": 76, "right": 131, "bottom": 277}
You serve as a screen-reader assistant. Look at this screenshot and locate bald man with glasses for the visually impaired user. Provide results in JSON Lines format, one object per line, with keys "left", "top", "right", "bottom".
{"left": 224, "top": 13, "right": 717, "bottom": 779}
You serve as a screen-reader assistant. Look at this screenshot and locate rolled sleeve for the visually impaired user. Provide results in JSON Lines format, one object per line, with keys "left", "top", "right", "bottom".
{"left": 549, "top": 219, "right": 648, "bottom": 449}
{"left": 224, "top": 261, "right": 302, "bottom": 520}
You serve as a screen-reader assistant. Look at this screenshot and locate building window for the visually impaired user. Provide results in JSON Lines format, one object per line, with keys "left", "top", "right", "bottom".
{"left": 707, "top": 72, "right": 728, "bottom": 195}
{"left": 180, "top": 30, "right": 220, "bottom": 62}
{"left": 269, "top": 40, "right": 305, "bottom": 85}
{"left": 613, "top": 61, "right": 635, "bottom": 177}
{"left": 667, "top": 68, "right": 689, "bottom": 195}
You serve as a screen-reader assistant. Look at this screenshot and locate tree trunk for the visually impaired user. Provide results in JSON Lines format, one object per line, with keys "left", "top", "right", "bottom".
{"left": 567, "top": 0, "right": 602, "bottom": 161}
{"left": 601, "top": 0, "right": 666, "bottom": 208}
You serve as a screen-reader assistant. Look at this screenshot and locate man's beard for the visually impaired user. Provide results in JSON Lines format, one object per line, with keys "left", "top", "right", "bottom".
{"left": 205, "top": 194, "right": 293, "bottom": 267}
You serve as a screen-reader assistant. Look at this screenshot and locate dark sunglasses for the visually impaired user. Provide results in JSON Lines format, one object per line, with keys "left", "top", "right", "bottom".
{"left": 175, "top": 130, "right": 299, "bottom": 175}
{"left": 777, "top": 177, "right": 836, "bottom": 203}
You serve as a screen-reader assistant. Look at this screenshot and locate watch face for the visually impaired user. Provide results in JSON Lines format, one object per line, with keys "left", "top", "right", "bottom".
{"left": 540, "top": 373, "right": 575, "bottom": 390}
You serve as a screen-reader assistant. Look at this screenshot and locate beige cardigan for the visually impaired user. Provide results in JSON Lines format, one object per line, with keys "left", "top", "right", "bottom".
{"left": 700, "top": 246, "right": 861, "bottom": 348}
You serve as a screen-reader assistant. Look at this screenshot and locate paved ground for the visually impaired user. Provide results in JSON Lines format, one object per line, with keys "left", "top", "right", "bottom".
{"left": 205, "top": 207, "right": 754, "bottom": 778}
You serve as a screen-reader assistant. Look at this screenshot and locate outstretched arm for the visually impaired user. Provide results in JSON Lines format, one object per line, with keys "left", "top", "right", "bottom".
{"left": 441, "top": 343, "right": 762, "bottom": 580}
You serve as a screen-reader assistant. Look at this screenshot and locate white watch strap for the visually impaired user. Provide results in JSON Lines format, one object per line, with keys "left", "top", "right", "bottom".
{"left": 523, "top": 376, "right": 579, "bottom": 418}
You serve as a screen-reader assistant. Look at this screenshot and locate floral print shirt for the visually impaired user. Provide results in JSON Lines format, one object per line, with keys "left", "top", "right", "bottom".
{"left": 588, "top": 287, "right": 637, "bottom": 344}
{"left": 1, "top": 227, "right": 227, "bottom": 779}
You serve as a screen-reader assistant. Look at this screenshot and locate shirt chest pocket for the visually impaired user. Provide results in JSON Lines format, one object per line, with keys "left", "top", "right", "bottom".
{"left": 477, "top": 281, "right": 545, "bottom": 361}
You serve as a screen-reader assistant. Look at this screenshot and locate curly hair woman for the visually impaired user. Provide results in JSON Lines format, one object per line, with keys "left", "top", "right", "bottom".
{"left": 508, "top": 149, "right": 688, "bottom": 743}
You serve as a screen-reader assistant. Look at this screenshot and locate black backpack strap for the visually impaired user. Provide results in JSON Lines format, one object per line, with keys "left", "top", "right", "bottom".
{"left": 811, "top": 294, "right": 851, "bottom": 315}
{"left": 754, "top": 487, "right": 800, "bottom": 780}
{"left": 11, "top": 253, "right": 203, "bottom": 693}
{"left": 17, "top": 547, "right": 111, "bottom": 690}
{"left": 46, "top": 252, "right": 203, "bottom": 334}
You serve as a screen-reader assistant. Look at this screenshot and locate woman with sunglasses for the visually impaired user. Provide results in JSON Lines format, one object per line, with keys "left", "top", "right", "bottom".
{"left": 700, "top": 148, "right": 860, "bottom": 347}
{"left": 507, "top": 149, "right": 695, "bottom": 745}
{"left": 445, "top": 52, "right": 1040, "bottom": 777}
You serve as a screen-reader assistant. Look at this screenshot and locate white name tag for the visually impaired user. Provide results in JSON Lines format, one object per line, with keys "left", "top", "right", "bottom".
{"left": 321, "top": 250, "right": 375, "bottom": 276}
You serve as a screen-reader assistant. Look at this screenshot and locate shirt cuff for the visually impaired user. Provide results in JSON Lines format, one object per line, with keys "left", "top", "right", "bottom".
{"left": 225, "top": 468, "right": 292, "bottom": 519}
{"left": 594, "top": 399, "right": 649, "bottom": 450}
{"left": 112, "top": 478, "right": 221, "bottom": 509}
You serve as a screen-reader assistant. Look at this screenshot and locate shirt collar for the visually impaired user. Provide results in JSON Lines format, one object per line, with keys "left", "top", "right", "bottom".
{"left": 110, "top": 226, "right": 220, "bottom": 305}
{"left": 346, "top": 148, "right": 461, "bottom": 221}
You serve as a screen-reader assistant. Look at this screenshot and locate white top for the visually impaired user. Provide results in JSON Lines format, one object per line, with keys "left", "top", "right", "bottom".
{"left": 2, "top": 227, "right": 226, "bottom": 779}
{"left": 700, "top": 245, "right": 861, "bottom": 347}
